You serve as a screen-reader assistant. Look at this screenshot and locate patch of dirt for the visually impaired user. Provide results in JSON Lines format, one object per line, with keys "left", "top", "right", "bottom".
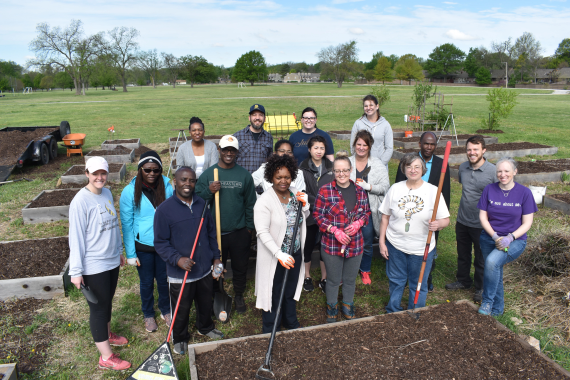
{"left": 87, "top": 145, "right": 132, "bottom": 155}
{"left": 451, "top": 159, "right": 570, "bottom": 174}
{"left": 550, "top": 193, "right": 570, "bottom": 203}
{"left": 0, "top": 236, "right": 69, "bottom": 279}
{"left": 64, "top": 163, "right": 123, "bottom": 176}
{"left": 134, "top": 145, "right": 153, "bottom": 157}
{"left": 8, "top": 153, "right": 84, "bottom": 181}
{"left": 196, "top": 302, "right": 565, "bottom": 379}
{"left": 401, "top": 142, "right": 552, "bottom": 155}
{"left": 0, "top": 128, "right": 59, "bottom": 166}
{"left": 477, "top": 129, "right": 505, "bottom": 134}
{"left": 102, "top": 139, "right": 138, "bottom": 144}
{"left": 160, "top": 148, "right": 169, "bottom": 155}
{"left": 28, "top": 189, "right": 79, "bottom": 208}
{"left": 394, "top": 134, "right": 489, "bottom": 143}
{"left": 169, "top": 137, "right": 190, "bottom": 141}
{"left": 205, "top": 135, "right": 224, "bottom": 139}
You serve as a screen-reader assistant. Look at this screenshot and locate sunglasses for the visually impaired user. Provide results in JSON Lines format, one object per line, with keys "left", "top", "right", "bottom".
{"left": 142, "top": 168, "right": 161, "bottom": 174}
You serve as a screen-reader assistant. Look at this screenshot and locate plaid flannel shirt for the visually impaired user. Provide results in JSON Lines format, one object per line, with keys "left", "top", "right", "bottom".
{"left": 313, "top": 180, "right": 371, "bottom": 258}
{"left": 233, "top": 126, "right": 273, "bottom": 174}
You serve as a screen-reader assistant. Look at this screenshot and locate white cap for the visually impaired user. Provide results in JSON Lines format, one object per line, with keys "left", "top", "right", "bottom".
{"left": 219, "top": 135, "right": 239, "bottom": 150}
{"left": 85, "top": 156, "right": 109, "bottom": 173}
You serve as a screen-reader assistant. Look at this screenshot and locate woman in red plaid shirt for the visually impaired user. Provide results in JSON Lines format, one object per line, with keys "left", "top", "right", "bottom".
{"left": 313, "top": 152, "right": 371, "bottom": 322}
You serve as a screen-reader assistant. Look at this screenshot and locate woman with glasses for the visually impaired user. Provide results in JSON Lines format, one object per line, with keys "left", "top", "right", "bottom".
{"left": 379, "top": 153, "right": 450, "bottom": 314}
{"left": 289, "top": 107, "right": 335, "bottom": 165}
{"left": 176, "top": 116, "right": 218, "bottom": 177}
{"left": 120, "top": 151, "right": 174, "bottom": 333}
{"left": 313, "top": 151, "right": 371, "bottom": 322}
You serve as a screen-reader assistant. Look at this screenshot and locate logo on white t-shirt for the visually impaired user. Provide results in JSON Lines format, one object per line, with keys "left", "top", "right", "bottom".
{"left": 398, "top": 195, "right": 425, "bottom": 232}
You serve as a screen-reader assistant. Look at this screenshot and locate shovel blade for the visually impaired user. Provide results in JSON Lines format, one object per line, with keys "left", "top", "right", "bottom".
{"left": 126, "top": 342, "right": 179, "bottom": 379}
{"left": 213, "top": 278, "right": 232, "bottom": 324}
{"left": 407, "top": 310, "right": 420, "bottom": 321}
{"left": 80, "top": 284, "right": 98, "bottom": 304}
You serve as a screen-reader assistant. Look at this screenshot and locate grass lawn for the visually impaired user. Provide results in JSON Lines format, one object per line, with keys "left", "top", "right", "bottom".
{"left": 1, "top": 83, "right": 569, "bottom": 379}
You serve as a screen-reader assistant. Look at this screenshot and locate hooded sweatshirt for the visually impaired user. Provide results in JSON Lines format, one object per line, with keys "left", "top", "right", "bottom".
{"left": 350, "top": 115, "right": 394, "bottom": 166}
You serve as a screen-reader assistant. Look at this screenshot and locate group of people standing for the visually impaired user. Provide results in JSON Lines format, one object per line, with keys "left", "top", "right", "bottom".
{"left": 67, "top": 96, "right": 537, "bottom": 371}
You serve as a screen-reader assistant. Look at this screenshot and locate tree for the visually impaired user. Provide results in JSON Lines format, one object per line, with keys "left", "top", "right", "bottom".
{"left": 475, "top": 67, "right": 492, "bottom": 85}
{"left": 364, "top": 69, "right": 375, "bottom": 82}
{"left": 0, "top": 78, "right": 10, "bottom": 91}
{"left": 279, "top": 63, "right": 290, "bottom": 76}
{"left": 33, "top": 73, "right": 44, "bottom": 90}
{"left": 512, "top": 32, "right": 542, "bottom": 83}
{"left": 424, "top": 43, "right": 465, "bottom": 81}
{"left": 317, "top": 40, "right": 358, "bottom": 88}
{"left": 90, "top": 55, "right": 117, "bottom": 89}
{"left": 371, "top": 85, "right": 391, "bottom": 109}
{"left": 180, "top": 55, "right": 211, "bottom": 87}
{"left": 105, "top": 27, "right": 139, "bottom": 92}
{"left": 54, "top": 71, "right": 74, "bottom": 90}
{"left": 136, "top": 49, "right": 161, "bottom": 88}
{"left": 374, "top": 56, "right": 394, "bottom": 84}
{"left": 387, "top": 54, "right": 399, "bottom": 69}
{"left": 233, "top": 50, "right": 268, "bottom": 86}
{"left": 464, "top": 48, "right": 482, "bottom": 78}
{"left": 40, "top": 75, "right": 54, "bottom": 90}
{"left": 22, "top": 73, "right": 33, "bottom": 88}
{"left": 394, "top": 54, "right": 424, "bottom": 84}
{"left": 555, "top": 38, "right": 570, "bottom": 63}
{"left": 161, "top": 53, "right": 179, "bottom": 87}
{"left": 481, "top": 87, "right": 518, "bottom": 130}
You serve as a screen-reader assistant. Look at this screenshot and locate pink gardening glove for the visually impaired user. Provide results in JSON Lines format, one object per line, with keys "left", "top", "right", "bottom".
{"left": 344, "top": 219, "right": 365, "bottom": 236}
{"left": 330, "top": 226, "right": 351, "bottom": 245}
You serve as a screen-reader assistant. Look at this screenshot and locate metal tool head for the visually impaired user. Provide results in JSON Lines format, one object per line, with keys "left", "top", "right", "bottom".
{"left": 255, "top": 364, "right": 275, "bottom": 380}
{"left": 407, "top": 310, "right": 420, "bottom": 321}
{"left": 80, "top": 283, "right": 98, "bottom": 304}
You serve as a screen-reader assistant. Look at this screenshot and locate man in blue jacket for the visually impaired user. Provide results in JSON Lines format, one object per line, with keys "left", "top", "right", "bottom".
{"left": 154, "top": 167, "right": 223, "bottom": 355}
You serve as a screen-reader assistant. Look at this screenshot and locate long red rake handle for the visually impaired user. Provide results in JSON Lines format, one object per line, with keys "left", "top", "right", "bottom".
{"left": 412, "top": 141, "right": 451, "bottom": 306}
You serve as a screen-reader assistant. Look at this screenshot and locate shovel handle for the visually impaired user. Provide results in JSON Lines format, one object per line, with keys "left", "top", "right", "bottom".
{"left": 214, "top": 169, "right": 222, "bottom": 252}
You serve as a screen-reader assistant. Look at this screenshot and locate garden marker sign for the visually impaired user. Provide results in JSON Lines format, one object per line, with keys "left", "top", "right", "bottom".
{"left": 126, "top": 342, "right": 179, "bottom": 380}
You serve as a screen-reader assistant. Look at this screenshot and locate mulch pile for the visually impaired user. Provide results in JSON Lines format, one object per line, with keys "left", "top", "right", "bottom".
{"left": 102, "top": 139, "right": 139, "bottom": 144}
{"left": 160, "top": 148, "right": 170, "bottom": 155}
{"left": 394, "top": 134, "right": 487, "bottom": 143}
{"left": 196, "top": 302, "right": 566, "bottom": 379}
{"left": 477, "top": 129, "right": 504, "bottom": 134}
{"left": 28, "top": 189, "right": 79, "bottom": 208}
{"left": 134, "top": 145, "right": 153, "bottom": 157}
{"left": 65, "top": 163, "right": 123, "bottom": 175}
{"left": 550, "top": 193, "right": 570, "bottom": 203}
{"left": 88, "top": 145, "right": 132, "bottom": 155}
{"left": 401, "top": 142, "right": 551, "bottom": 155}
{"left": 0, "top": 128, "right": 59, "bottom": 166}
{"left": 0, "top": 236, "right": 69, "bottom": 280}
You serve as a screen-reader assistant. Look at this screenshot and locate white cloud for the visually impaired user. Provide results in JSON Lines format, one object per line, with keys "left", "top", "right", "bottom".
{"left": 332, "top": 0, "right": 363, "bottom": 4}
{"left": 445, "top": 29, "right": 477, "bottom": 41}
{"left": 348, "top": 27, "right": 364, "bottom": 35}
{"left": 443, "top": 1, "right": 457, "bottom": 4}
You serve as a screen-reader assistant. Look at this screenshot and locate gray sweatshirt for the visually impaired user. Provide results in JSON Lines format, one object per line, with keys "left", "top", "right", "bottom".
{"left": 176, "top": 139, "right": 219, "bottom": 177}
{"left": 68, "top": 187, "right": 122, "bottom": 277}
{"left": 350, "top": 116, "right": 394, "bottom": 166}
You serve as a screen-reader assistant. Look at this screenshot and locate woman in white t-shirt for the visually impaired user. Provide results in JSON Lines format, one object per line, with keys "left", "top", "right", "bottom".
{"left": 176, "top": 117, "right": 218, "bottom": 177}
{"left": 379, "top": 152, "right": 450, "bottom": 313}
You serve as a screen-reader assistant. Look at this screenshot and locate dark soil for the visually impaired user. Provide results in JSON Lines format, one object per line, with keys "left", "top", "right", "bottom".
{"left": 88, "top": 145, "right": 132, "bottom": 155}
{"left": 401, "top": 142, "right": 552, "bottom": 155}
{"left": 102, "top": 139, "right": 139, "bottom": 144}
{"left": 0, "top": 128, "right": 59, "bottom": 166}
{"left": 0, "top": 298, "right": 52, "bottom": 373}
{"left": 329, "top": 130, "right": 351, "bottom": 134}
{"left": 65, "top": 163, "right": 123, "bottom": 176}
{"left": 169, "top": 137, "right": 190, "bottom": 141}
{"left": 28, "top": 189, "right": 79, "bottom": 208}
{"left": 477, "top": 129, "right": 504, "bottom": 134}
{"left": 394, "top": 134, "right": 488, "bottom": 143}
{"left": 550, "top": 193, "right": 570, "bottom": 203}
{"left": 9, "top": 155, "right": 84, "bottom": 181}
{"left": 451, "top": 159, "right": 570, "bottom": 174}
{"left": 205, "top": 135, "right": 224, "bottom": 139}
{"left": 196, "top": 302, "right": 565, "bottom": 379}
{"left": 160, "top": 148, "right": 170, "bottom": 154}
{"left": 134, "top": 145, "right": 153, "bottom": 157}
{"left": 0, "top": 237, "right": 69, "bottom": 280}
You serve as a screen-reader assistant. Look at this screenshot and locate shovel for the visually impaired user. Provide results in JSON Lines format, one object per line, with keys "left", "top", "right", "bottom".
{"left": 408, "top": 141, "right": 451, "bottom": 321}
{"left": 80, "top": 283, "right": 98, "bottom": 304}
{"left": 213, "top": 168, "right": 232, "bottom": 323}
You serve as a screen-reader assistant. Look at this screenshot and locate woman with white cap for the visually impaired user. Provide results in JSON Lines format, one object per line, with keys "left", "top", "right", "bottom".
{"left": 69, "top": 156, "right": 130, "bottom": 371}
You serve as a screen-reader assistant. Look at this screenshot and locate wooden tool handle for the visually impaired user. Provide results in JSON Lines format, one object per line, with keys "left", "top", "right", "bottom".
{"left": 214, "top": 168, "right": 222, "bottom": 252}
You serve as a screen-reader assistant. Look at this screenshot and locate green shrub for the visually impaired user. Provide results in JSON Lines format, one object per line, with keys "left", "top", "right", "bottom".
{"left": 371, "top": 84, "right": 391, "bottom": 110}
{"left": 480, "top": 87, "right": 519, "bottom": 130}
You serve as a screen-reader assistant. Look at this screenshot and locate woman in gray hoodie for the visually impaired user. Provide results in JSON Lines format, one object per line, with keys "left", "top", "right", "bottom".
{"left": 350, "top": 95, "right": 394, "bottom": 168}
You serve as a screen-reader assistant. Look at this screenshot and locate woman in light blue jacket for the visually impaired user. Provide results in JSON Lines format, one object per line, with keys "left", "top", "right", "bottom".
{"left": 120, "top": 151, "right": 174, "bottom": 333}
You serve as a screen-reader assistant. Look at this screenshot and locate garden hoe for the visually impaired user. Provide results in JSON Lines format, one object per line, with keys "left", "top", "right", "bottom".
{"left": 408, "top": 141, "right": 451, "bottom": 321}
{"left": 126, "top": 201, "right": 210, "bottom": 380}
{"left": 256, "top": 201, "right": 303, "bottom": 380}
{"left": 213, "top": 168, "right": 233, "bottom": 323}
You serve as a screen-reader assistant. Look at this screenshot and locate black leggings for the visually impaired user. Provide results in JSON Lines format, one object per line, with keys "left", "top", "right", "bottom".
{"left": 303, "top": 224, "right": 322, "bottom": 263}
{"left": 83, "top": 266, "right": 120, "bottom": 343}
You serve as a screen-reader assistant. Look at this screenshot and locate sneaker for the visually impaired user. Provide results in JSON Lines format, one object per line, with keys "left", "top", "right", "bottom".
{"left": 341, "top": 301, "right": 356, "bottom": 320}
{"left": 235, "top": 295, "right": 246, "bottom": 314}
{"left": 473, "top": 289, "right": 483, "bottom": 303}
{"left": 161, "top": 313, "right": 172, "bottom": 327}
{"left": 360, "top": 271, "right": 371, "bottom": 285}
{"left": 98, "top": 353, "right": 131, "bottom": 371}
{"left": 326, "top": 302, "right": 338, "bottom": 323}
{"left": 303, "top": 277, "right": 314, "bottom": 292}
{"left": 428, "top": 282, "right": 434, "bottom": 292}
{"left": 319, "top": 279, "right": 327, "bottom": 294}
{"left": 445, "top": 281, "right": 469, "bottom": 290}
{"left": 144, "top": 317, "right": 158, "bottom": 333}
{"left": 173, "top": 341, "right": 188, "bottom": 355}
{"left": 478, "top": 303, "right": 492, "bottom": 316}
{"left": 108, "top": 332, "right": 128, "bottom": 346}
{"left": 198, "top": 328, "right": 224, "bottom": 340}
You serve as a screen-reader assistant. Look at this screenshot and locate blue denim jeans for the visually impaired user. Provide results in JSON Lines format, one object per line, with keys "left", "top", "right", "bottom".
{"left": 385, "top": 240, "right": 435, "bottom": 313}
{"left": 479, "top": 231, "right": 527, "bottom": 315}
{"left": 136, "top": 250, "right": 170, "bottom": 318}
{"left": 359, "top": 219, "right": 375, "bottom": 273}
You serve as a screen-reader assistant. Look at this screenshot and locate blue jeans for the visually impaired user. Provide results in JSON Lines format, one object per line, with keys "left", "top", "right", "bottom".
{"left": 359, "top": 219, "right": 375, "bottom": 273}
{"left": 385, "top": 240, "right": 435, "bottom": 313}
{"left": 479, "top": 231, "right": 527, "bottom": 315}
{"left": 136, "top": 250, "right": 170, "bottom": 318}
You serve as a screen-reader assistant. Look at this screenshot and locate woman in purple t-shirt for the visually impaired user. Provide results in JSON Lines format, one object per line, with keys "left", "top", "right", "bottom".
{"left": 477, "top": 158, "right": 537, "bottom": 316}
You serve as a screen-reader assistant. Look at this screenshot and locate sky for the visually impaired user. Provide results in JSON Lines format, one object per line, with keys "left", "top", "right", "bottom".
{"left": 1, "top": 0, "right": 569, "bottom": 68}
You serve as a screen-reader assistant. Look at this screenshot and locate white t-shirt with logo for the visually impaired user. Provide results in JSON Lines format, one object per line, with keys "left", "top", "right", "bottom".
{"left": 379, "top": 181, "right": 450, "bottom": 255}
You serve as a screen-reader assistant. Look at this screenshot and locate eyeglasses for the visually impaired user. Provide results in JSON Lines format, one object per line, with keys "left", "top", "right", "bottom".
{"left": 277, "top": 149, "right": 293, "bottom": 154}
{"left": 142, "top": 168, "right": 161, "bottom": 174}
{"left": 302, "top": 117, "right": 316, "bottom": 121}
{"left": 333, "top": 169, "right": 351, "bottom": 174}
{"left": 221, "top": 148, "right": 237, "bottom": 155}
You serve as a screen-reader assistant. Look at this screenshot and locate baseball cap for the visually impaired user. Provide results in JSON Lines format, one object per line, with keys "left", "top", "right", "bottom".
{"left": 85, "top": 156, "right": 109, "bottom": 173}
{"left": 249, "top": 104, "right": 266, "bottom": 115}
{"left": 219, "top": 135, "right": 239, "bottom": 150}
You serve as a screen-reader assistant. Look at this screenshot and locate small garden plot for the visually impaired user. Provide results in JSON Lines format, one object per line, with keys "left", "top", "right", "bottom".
{"left": 394, "top": 142, "right": 558, "bottom": 165}
{"left": 393, "top": 134, "right": 498, "bottom": 149}
{"left": 22, "top": 189, "right": 80, "bottom": 224}
{"left": 169, "top": 136, "right": 189, "bottom": 149}
{"left": 61, "top": 163, "right": 125, "bottom": 184}
{"left": 0, "top": 237, "right": 70, "bottom": 301}
{"left": 0, "top": 128, "right": 58, "bottom": 166}
{"left": 393, "top": 130, "right": 450, "bottom": 138}
{"left": 134, "top": 144, "right": 153, "bottom": 158}
{"left": 192, "top": 302, "right": 569, "bottom": 379}
{"left": 544, "top": 194, "right": 570, "bottom": 216}
{"left": 85, "top": 145, "right": 134, "bottom": 164}
{"left": 328, "top": 130, "right": 351, "bottom": 140}
{"left": 101, "top": 138, "right": 140, "bottom": 150}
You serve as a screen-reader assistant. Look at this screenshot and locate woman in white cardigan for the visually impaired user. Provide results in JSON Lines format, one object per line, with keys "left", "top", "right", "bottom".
{"left": 349, "top": 130, "right": 390, "bottom": 285}
{"left": 254, "top": 154, "right": 310, "bottom": 333}
{"left": 175, "top": 117, "right": 218, "bottom": 177}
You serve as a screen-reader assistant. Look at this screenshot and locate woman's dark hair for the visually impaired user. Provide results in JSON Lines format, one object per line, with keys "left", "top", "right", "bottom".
{"left": 134, "top": 167, "right": 166, "bottom": 210}
{"left": 352, "top": 130, "right": 374, "bottom": 157}
{"left": 301, "top": 107, "right": 317, "bottom": 118}
{"left": 307, "top": 135, "right": 326, "bottom": 149}
{"left": 264, "top": 154, "right": 298, "bottom": 184}
{"left": 361, "top": 94, "right": 380, "bottom": 119}
{"left": 275, "top": 139, "right": 292, "bottom": 151}
{"left": 189, "top": 116, "right": 204, "bottom": 130}
{"left": 334, "top": 150, "right": 352, "bottom": 169}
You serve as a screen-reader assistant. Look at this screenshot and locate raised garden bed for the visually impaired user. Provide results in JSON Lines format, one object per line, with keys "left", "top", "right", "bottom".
{"left": 101, "top": 138, "right": 140, "bottom": 150}
{"left": 393, "top": 142, "right": 558, "bottom": 165}
{"left": 85, "top": 145, "right": 134, "bottom": 164}
{"left": 450, "top": 159, "right": 570, "bottom": 185}
{"left": 477, "top": 129, "right": 504, "bottom": 134}
{"left": 169, "top": 136, "right": 189, "bottom": 149}
{"left": 169, "top": 135, "right": 223, "bottom": 149}
{"left": 0, "top": 363, "right": 18, "bottom": 380}
{"left": 0, "top": 237, "right": 70, "bottom": 301}
{"left": 393, "top": 130, "right": 450, "bottom": 138}
{"left": 22, "top": 189, "right": 80, "bottom": 224}
{"left": 189, "top": 300, "right": 570, "bottom": 379}
{"left": 61, "top": 163, "right": 126, "bottom": 184}
{"left": 393, "top": 134, "right": 498, "bottom": 149}
{"left": 329, "top": 130, "right": 351, "bottom": 140}
{"left": 544, "top": 194, "right": 570, "bottom": 216}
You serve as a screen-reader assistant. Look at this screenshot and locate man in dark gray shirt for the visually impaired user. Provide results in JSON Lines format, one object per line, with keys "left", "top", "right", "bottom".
{"left": 445, "top": 136, "right": 497, "bottom": 302}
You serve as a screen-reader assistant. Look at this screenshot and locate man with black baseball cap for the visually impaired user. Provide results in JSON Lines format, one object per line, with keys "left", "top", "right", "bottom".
{"left": 233, "top": 104, "right": 274, "bottom": 174}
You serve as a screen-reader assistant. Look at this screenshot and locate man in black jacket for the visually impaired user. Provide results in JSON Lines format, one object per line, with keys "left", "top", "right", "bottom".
{"left": 395, "top": 132, "right": 450, "bottom": 291}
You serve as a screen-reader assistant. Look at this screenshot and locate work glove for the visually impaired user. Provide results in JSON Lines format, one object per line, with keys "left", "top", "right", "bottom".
{"left": 329, "top": 226, "right": 351, "bottom": 245}
{"left": 127, "top": 257, "right": 141, "bottom": 266}
{"left": 276, "top": 251, "right": 295, "bottom": 270}
{"left": 345, "top": 219, "right": 365, "bottom": 236}
{"left": 355, "top": 178, "right": 371, "bottom": 191}
{"left": 296, "top": 192, "right": 309, "bottom": 211}
{"left": 497, "top": 234, "right": 514, "bottom": 250}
